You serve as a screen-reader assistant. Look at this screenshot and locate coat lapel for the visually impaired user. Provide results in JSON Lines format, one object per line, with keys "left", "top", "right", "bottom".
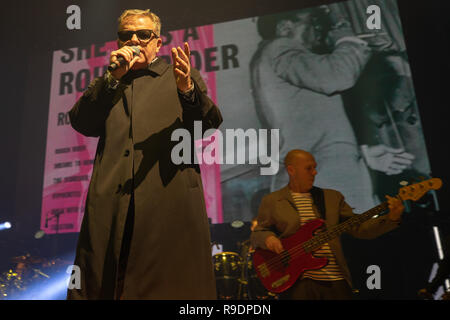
{"left": 147, "top": 57, "right": 170, "bottom": 76}
{"left": 118, "top": 57, "right": 170, "bottom": 125}
{"left": 278, "top": 186, "right": 296, "bottom": 210}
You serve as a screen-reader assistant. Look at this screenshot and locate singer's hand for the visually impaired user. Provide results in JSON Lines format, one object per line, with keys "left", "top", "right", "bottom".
{"left": 110, "top": 46, "right": 140, "bottom": 80}
{"left": 171, "top": 42, "right": 192, "bottom": 92}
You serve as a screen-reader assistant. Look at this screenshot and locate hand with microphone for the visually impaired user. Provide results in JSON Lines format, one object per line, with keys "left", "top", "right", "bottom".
{"left": 108, "top": 46, "right": 141, "bottom": 80}
{"left": 320, "top": 5, "right": 394, "bottom": 52}
{"left": 326, "top": 19, "right": 358, "bottom": 48}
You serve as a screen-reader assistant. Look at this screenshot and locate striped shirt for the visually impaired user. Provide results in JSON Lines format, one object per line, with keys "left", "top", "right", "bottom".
{"left": 291, "top": 192, "right": 345, "bottom": 281}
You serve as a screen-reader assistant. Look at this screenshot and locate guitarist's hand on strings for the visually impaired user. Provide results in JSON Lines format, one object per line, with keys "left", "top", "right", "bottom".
{"left": 265, "top": 235, "right": 284, "bottom": 254}
{"left": 386, "top": 195, "right": 404, "bottom": 222}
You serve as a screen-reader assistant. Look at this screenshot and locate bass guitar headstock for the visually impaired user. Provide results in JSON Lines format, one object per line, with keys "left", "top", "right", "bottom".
{"left": 398, "top": 178, "right": 442, "bottom": 202}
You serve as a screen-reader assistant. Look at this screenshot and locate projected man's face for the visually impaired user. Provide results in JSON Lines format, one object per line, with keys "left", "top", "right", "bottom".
{"left": 289, "top": 12, "right": 320, "bottom": 51}
{"left": 118, "top": 16, "right": 162, "bottom": 70}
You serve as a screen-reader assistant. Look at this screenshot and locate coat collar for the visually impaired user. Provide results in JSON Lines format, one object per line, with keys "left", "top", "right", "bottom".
{"left": 121, "top": 57, "right": 169, "bottom": 83}
{"left": 146, "top": 56, "right": 170, "bottom": 76}
{"left": 277, "top": 185, "right": 297, "bottom": 208}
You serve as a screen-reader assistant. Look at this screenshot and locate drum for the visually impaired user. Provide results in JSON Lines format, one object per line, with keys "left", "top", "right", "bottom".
{"left": 246, "top": 250, "right": 278, "bottom": 300}
{"left": 213, "top": 252, "right": 242, "bottom": 299}
{"left": 0, "top": 269, "right": 27, "bottom": 299}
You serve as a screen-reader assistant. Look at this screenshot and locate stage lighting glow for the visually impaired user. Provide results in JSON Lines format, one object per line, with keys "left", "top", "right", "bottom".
{"left": 7, "top": 272, "right": 71, "bottom": 300}
{"left": 433, "top": 226, "right": 444, "bottom": 260}
{"left": 4, "top": 253, "right": 75, "bottom": 300}
{"left": 0, "top": 221, "right": 12, "bottom": 230}
{"left": 432, "top": 226, "right": 450, "bottom": 292}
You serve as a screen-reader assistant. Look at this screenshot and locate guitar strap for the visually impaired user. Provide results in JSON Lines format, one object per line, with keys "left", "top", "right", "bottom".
{"left": 310, "top": 186, "right": 326, "bottom": 220}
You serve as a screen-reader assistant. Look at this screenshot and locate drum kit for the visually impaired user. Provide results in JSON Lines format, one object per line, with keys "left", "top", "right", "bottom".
{"left": 212, "top": 244, "right": 278, "bottom": 300}
{"left": 0, "top": 253, "right": 71, "bottom": 299}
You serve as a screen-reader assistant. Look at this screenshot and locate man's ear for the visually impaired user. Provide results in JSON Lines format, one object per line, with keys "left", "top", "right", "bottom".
{"left": 276, "top": 20, "right": 294, "bottom": 37}
{"left": 156, "top": 38, "right": 163, "bottom": 53}
{"left": 286, "top": 164, "right": 294, "bottom": 177}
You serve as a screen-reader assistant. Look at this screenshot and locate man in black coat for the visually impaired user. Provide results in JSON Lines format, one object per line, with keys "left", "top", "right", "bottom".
{"left": 67, "top": 9, "right": 222, "bottom": 299}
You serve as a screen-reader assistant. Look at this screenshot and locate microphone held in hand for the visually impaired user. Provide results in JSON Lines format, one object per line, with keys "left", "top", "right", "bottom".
{"left": 108, "top": 46, "right": 140, "bottom": 71}
{"left": 356, "top": 32, "right": 387, "bottom": 39}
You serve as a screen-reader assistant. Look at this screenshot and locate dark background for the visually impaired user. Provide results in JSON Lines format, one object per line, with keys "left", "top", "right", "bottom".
{"left": 1, "top": 0, "right": 449, "bottom": 299}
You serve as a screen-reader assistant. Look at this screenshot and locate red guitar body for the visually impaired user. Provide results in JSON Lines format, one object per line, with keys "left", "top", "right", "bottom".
{"left": 252, "top": 219, "right": 328, "bottom": 293}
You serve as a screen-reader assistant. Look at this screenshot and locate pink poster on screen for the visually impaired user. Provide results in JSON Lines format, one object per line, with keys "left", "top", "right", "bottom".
{"left": 41, "top": 25, "right": 223, "bottom": 234}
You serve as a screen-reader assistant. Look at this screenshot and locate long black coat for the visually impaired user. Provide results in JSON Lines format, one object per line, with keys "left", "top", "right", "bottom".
{"left": 67, "top": 58, "right": 222, "bottom": 299}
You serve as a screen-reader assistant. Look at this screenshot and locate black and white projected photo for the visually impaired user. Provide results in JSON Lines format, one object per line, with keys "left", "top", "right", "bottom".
{"left": 216, "top": 0, "right": 433, "bottom": 225}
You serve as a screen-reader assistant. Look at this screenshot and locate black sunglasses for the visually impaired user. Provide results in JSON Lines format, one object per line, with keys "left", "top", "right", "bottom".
{"left": 117, "top": 29, "right": 158, "bottom": 42}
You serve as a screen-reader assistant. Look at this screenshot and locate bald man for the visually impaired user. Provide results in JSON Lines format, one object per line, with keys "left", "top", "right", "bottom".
{"left": 251, "top": 149, "right": 404, "bottom": 299}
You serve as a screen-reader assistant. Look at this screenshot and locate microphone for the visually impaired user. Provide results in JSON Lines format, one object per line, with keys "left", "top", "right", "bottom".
{"left": 108, "top": 46, "right": 140, "bottom": 72}
{"left": 356, "top": 32, "right": 387, "bottom": 39}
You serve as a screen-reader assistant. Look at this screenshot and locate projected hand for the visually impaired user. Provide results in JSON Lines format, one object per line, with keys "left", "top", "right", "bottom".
{"left": 171, "top": 42, "right": 193, "bottom": 92}
{"left": 327, "top": 20, "right": 355, "bottom": 46}
{"left": 109, "top": 46, "right": 141, "bottom": 80}
{"left": 365, "top": 34, "right": 395, "bottom": 52}
{"left": 361, "top": 144, "right": 415, "bottom": 175}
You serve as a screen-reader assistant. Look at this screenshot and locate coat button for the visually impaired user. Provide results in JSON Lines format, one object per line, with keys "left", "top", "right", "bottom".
{"left": 124, "top": 149, "right": 130, "bottom": 157}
